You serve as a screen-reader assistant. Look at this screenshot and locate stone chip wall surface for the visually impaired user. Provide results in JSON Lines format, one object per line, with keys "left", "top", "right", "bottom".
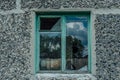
{"left": 0, "top": 0, "right": 120, "bottom": 80}
{"left": 95, "top": 14, "right": 120, "bottom": 80}
{"left": 0, "top": 12, "right": 32, "bottom": 80}
{"left": 20, "top": 0, "right": 120, "bottom": 9}
{"left": 0, "top": 0, "right": 16, "bottom": 11}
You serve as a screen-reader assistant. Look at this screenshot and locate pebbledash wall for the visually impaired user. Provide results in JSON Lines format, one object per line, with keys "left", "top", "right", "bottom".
{"left": 0, "top": 0, "right": 120, "bottom": 80}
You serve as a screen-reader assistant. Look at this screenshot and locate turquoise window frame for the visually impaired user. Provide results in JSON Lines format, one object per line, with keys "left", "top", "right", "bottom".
{"left": 34, "top": 12, "right": 91, "bottom": 73}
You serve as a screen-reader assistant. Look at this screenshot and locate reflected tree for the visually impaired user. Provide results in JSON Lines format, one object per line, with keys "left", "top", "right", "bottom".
{"left": 66, "top": 36, "right": 84, "bottom": 59}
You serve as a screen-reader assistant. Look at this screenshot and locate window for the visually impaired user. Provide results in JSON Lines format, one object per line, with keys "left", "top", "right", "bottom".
{"left": 35, "top": 12, "right": 91, "bottom": 73}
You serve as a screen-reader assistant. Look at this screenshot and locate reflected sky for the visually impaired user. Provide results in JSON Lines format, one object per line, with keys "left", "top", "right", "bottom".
{"left": 66, "top": 16, "right": 88, "bottom": 46}
{"left": 66, "top": 16, "right": 88, "bottom": 28}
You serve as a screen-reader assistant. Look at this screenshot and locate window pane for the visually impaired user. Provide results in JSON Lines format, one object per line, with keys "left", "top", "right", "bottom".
{"left": 40, "top": 17, "right": 61, "bottom": 31}
{"left": 40, "top": 32, "right": 61, "bottom": 70}
{"left": 66, "top": 16, "right": 88, "bottom": 71}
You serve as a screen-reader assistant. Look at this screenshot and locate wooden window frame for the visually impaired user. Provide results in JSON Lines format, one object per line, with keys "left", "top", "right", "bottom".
{"left": 34, "top": 12, "right": 91, "bottom": 74}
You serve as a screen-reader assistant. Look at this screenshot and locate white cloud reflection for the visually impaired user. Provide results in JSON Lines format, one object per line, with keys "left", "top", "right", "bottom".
{"left": 67, "top": 22, "right": 87, "bottom": 31}
{"left": 67, "top": 22, "right": 88, "bottom": 46}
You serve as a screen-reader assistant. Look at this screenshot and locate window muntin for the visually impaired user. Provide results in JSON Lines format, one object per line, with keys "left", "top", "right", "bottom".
{"left": 36, "top": 13, "right": 90, "bottom": 73}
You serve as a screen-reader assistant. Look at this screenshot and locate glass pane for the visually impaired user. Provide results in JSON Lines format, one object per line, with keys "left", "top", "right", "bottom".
{"left": 40, "top": 32, "right": 61, "bottom": 70}
{"left": 66, "top": 16, "right": 88, "bottom": 71}
{"left": 40, "top": 17, "right": 61, "bottom": 31}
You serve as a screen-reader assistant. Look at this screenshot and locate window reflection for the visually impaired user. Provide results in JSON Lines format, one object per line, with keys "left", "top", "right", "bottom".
{"left": 40, "top": 32, "right": 61, "bottom": 70}
{"left": 39, "top": 17, "right": 61, "bottom": 70}
{"left": 40, "top": 17, "right": 61, "bottom": 31}
{"left": 66, "top": 17, "right": 88, "bottom": 71}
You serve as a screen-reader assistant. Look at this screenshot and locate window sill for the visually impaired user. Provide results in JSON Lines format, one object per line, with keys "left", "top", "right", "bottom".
{"left": 35, "top": 73, "right": 96, "bottom": 80}
{"left": 36, "top": 70, "right": 90, "bottom": 74}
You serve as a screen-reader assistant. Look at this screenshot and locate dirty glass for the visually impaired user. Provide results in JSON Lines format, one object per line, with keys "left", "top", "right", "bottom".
{"left": 39, "top": 17, "right": 61, "bottom": 70}
{"left": 40, "top": 17, "right": 61, "bottom": 31}
{"left": 66, "top": 16, "right": 88, "bottom": 71}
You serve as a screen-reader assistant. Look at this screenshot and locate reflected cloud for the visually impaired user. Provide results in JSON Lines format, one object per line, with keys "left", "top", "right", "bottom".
{"left": 67, "top": 22, "right": 88, "bottom": 46}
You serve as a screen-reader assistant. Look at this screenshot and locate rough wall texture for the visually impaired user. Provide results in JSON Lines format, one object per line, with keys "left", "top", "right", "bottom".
{"left": 0, "top": 0, "right": 120, "bottom": 80}
{"left": 21, "top": 0, "right": 120, "bottom": 9}
{"left": 0, "top": 0, "right": 16, "bottom": 11}
{"left": 95, "top": 14, "right": 120, "bottom": 80}
{"left": 0, "top": 12, "right": 32, "bottom": 80}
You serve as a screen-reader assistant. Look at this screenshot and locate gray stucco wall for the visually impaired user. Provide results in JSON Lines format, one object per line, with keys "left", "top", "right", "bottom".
{"left": 0, "top": 12, "right": 32, "bottom": 80}
{"left": 95, "top": 14, "right": 120, "bottom": 80}
{"left": 0, "top": 0, "right": 120, "bottom": 80}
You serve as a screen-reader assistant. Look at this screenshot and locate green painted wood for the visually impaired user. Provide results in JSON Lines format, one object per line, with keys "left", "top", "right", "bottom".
{"left": 35, "top": 15, "right": 40, "bottom": 73}
{"left": 36, "top": 12, "right": 90, "bottom": 16}
{"left": 39, "top": 15, "right": 61, "bottom": 18}
{"left": 35, "top": 14, "right": 37, "bottom": 73}
{"left": 34, "top": 13, "right": 37, "bottom": 74}
{"left": 89, "top": 13, "right": 92, "bottom": 73}
{"left": 88, "top": 14, "right": 91, "bottom": 73}
{"left": 61, "top": 16, "right": 66, "bottom": 71}
{"left": 37, "top": 16, "right": 40, "bottom": 71}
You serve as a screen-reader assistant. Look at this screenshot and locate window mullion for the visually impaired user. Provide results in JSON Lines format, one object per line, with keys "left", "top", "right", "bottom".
{"left": 35, "top": 15, "right": 40, "bottom": 72}
{"left": 88, "top": 15, "right": 91, "bottom": 73}
{"left": 61, "top": 16, "right": 66, "bottom": 71}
